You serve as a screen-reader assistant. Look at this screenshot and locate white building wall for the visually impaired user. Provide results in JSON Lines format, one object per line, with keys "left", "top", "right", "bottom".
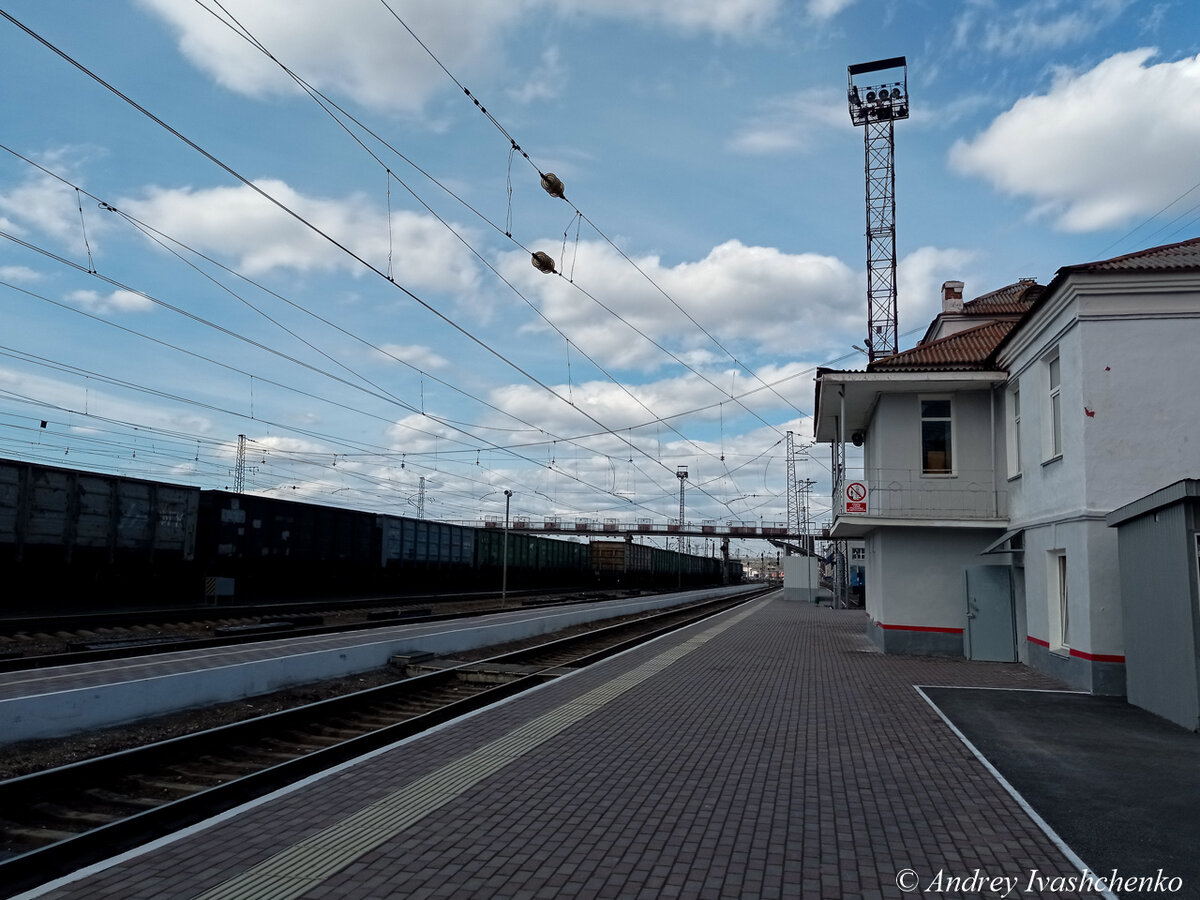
{"left": 1000, "top": 274, "right": 1200, "bottom": 691}
{"left": 864, "top": 390, "right": 1004, "bottom": 518}
{"left": 857, "top": 387, "right": 1008, "bottom": 652}
{"left": 1006, "top": 282, "right": 1200, "bottom": 524}
{"left": 1079, "top": 315, "right": 1200, "bottom": 504}
{"left": 871, "top": 390, "right": 997, "bottom": 476}
{"left": 1004, "top": 308, "right": 1087, "bottom": 523}
{"left": 864, "top": 531, "right": 884, "bottom": 622}
{"left": 873, "top": 528, "right": 997, "bottom": 626}
{"left": 865, "top": 527, "right": 1003, "bottom": 655}
{"left": 783, "top": 555, "right": 820, "bottom": 603}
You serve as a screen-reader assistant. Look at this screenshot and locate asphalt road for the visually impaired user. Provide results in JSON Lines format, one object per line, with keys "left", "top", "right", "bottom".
{"left": 922, "top": 687, "right": 1200, "bottom": 895}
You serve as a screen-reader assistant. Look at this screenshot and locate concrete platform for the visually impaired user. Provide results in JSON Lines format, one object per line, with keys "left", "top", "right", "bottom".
{"left": 15, "top": 592, "right": 1190, "bottom": 900}
{"left": 0, "top": 586, "right": 750, "bottom": 744}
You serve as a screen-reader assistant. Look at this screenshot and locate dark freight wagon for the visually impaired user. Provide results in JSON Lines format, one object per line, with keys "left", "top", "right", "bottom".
{"left": 475, "top": 527, "right": 590, "bottom": 589}
{"left": 590, "top": 539, "right": 725, "bottom": 588}
{"left": 0, "top": 459, "right": 199, "bottom": 610}
{"left": 379, "top": 516, "right": 475, "bottom": 590}
{"left": 0, "top": 456, "right": 741, "bottom": 611}
{"left": 196, "top": 491, "right": 382, "bottom": 600}
{"left": 0, "top": 459, "right": 198, "bottom": 561}
{"left": 590, "top": 540, "right": 651, "bottom": 581}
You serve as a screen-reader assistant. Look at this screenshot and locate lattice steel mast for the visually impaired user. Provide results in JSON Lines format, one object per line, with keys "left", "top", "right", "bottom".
{"left": 786, "top": 432, "right": 799, "bottom": 553}
{"left": 234, "top": 434, "right": 247, "bottom": 494}
{"left": 676, "top": 466, "right": 689, "bottom": 554}
{"left": 847, "top": 57, "right": 909, "bottom": 362}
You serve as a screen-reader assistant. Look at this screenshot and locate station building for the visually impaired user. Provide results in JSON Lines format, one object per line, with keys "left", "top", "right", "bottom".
{"left": 813, "top": 237, "right": 1200, "bottom": 700}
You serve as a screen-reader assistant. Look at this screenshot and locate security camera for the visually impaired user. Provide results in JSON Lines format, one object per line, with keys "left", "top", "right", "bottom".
{"left": 851, "top": 431, "right": 865, "bottom": 447}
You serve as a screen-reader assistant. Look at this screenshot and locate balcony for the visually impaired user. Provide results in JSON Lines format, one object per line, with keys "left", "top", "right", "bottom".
{"left": 832, "top": 467, "right": 1008, "bottom": 535}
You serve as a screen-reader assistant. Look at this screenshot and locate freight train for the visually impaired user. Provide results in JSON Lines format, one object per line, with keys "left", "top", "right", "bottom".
{"left": 0, "top": 459, "right": 740, "bottom": 612}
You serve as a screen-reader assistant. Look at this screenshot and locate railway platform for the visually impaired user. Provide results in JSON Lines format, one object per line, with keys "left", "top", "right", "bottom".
{"left": 13, "top": 592, "right": 1195, "bottom": 899}
{"left": 0, "top": 587, "right": 749, "bottom": 744}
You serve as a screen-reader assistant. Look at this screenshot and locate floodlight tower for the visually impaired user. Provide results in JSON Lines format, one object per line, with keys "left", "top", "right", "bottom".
{"left": 847, "top": 56, "right": 909, "bottom": 362}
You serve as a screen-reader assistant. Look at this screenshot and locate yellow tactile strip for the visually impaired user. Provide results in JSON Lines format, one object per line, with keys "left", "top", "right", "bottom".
{"left": 191, "top": 598, "right": 767, "bottom": 900}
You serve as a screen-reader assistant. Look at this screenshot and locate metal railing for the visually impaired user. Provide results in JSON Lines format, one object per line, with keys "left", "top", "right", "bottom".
{"left": 834, "top": 468, "right": 1007, "bottom": 521}
{"left": 457, "top": 519, "right": 798, "bottom": 538}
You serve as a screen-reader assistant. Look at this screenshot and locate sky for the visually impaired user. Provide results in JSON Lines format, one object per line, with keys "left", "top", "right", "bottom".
{"left": 0, "top": 0, "right": 1197, "bottom": 553}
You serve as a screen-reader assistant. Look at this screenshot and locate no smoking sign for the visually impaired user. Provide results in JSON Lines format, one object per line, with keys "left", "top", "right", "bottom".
{"left": 844, "top": 481, "right": 868, "bottom": 513}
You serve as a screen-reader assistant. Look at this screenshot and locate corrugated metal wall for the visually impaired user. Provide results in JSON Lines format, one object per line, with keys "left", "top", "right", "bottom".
{"left": 1115, "top": 498, "right": 1200, "bottom": 730}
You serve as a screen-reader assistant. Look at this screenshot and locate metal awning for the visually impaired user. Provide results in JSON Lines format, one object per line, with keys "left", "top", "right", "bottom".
{"left": 980, "top": 528, "right": 1023, "bottom": 555}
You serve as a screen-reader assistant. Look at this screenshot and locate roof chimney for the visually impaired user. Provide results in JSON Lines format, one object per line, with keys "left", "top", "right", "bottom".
{"left": 941, "top": 280, "right": 964, "bottom": 314}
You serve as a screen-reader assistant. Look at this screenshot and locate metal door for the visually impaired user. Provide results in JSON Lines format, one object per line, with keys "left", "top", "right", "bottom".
{"left": 964, "top": 565, "right": 1016, "bottom": 661}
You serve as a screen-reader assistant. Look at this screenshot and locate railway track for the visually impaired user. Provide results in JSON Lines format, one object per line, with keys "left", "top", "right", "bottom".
{"left": 0, "top": 588, "right": 636, "bottom": 671}
{"left": 0, "top": 588, "right": 768, "bottom": 897}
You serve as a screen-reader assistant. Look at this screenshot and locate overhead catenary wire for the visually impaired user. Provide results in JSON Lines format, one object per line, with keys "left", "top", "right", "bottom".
{"left": 183, "top": 0, "right": 797, "bottom": 464}
{"left": 171, "top": 3, "right": 757, "bottom": 486}
{"left": 0, "top": 11, "right": 755, "bottom": 514}
{"left": 0, "top": 200, "right": 798, "bottom": 510}
{"left": 4, "top": 173, "right": 836, "bottom": 491}
{"left": 376, "top": 0, "right": 810, "bottom": 423}
{"left": 0, "top": 10, "right": 835, "bottom": 532}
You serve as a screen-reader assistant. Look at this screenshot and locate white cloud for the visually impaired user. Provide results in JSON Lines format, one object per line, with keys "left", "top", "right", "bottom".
{"left": 507, "top": 47, "right": 567, "bottom": 104}
{"left": 556, "top": 0, "right": 782, "bottom": 38}
{"left": 481, "top": 360, "right": 807, "bottom": 457}
{"left": 0, "top": 265, "right": 42, "bottom": 283}
{"left": 137, "top": 0, "right": 526, "bottom": 114}
{"left": 728, "top": 88, "right": 849, "bottom": 155}
{"left": 138, "top": 0, "right": 782, "bottom": 115}
{"left": 949, "top": 49, "right": 1200, "bottom": 232}
{"left": 499, "top": 238, "right": 861, "bottom": 370}
{"left": 0, "top": 364, "right": 216, "bottom": 437}
{"left": 897, "top": 246, "right": 981, "bottom": 335}
{"left": 0, "top": 153, "right": 109, "bottom": 256}
{"left": 65, "top": 288, "right": 155, "bottom": 314}
{"left": 806, "top": 0, "right": 858, "bottom": 21}
{"left": 952, "top": 0, "right": 1132, "bottom": 55}
{"left": 121, "top": 179, "right": 480, "bottom": 291}
{"left": 377, "top": 343, "right": 450, "bottom": 371}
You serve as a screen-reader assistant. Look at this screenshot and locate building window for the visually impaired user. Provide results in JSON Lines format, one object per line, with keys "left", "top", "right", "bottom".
{"left": 1007, "top": 386, "right": 1021, "bottom": 476}
{"left": 1047, "top": 355, "right": 1062, "bottom": 459}
{"left": 920, "top": 397, "right": 953, "bottom": 474}
{"left": 1049, "top": 551, "right": 1069, "bottom": 653}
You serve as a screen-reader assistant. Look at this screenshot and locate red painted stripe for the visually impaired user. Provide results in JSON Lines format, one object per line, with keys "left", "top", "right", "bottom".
{"left": 1069, "top": 648, "right": 1125, "bottom": 664}
{"left": 877, "top": 622, "right": 963, "bottom": 635}
{"left": 1025, "top": 636, "right": 1124, "bottom": 663}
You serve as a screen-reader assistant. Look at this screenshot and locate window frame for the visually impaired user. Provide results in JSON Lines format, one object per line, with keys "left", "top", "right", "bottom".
{"left": 918, "top": 394, "right": 955, "bottom": 476}
{"left": 1006, "top": 384, "right": 1021, "bottom": 478}
{"left": 1045, "top": 352, "right": 1063, "bottom": 462}
{"left": 1048, "top": 550, "right": 1070, "bottom": 654}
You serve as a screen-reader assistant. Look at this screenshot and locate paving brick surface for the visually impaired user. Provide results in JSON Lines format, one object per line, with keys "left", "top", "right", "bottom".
{"left": 29, "top": 595, "right": 1104, "bottom": 900}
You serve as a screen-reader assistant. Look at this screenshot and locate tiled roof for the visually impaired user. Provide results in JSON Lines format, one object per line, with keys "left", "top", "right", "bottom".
{"left": 1065, "top": 236, "right": 1200, "bottom": 273}
{"left": 962, "top": 279, "right": 1044, "bottom": 315}
{"left": 989, "top": 236, "right": 1200, "bottom": 361}
{"left": 869, "top": 320, "right": 1015, "bottom": 371}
